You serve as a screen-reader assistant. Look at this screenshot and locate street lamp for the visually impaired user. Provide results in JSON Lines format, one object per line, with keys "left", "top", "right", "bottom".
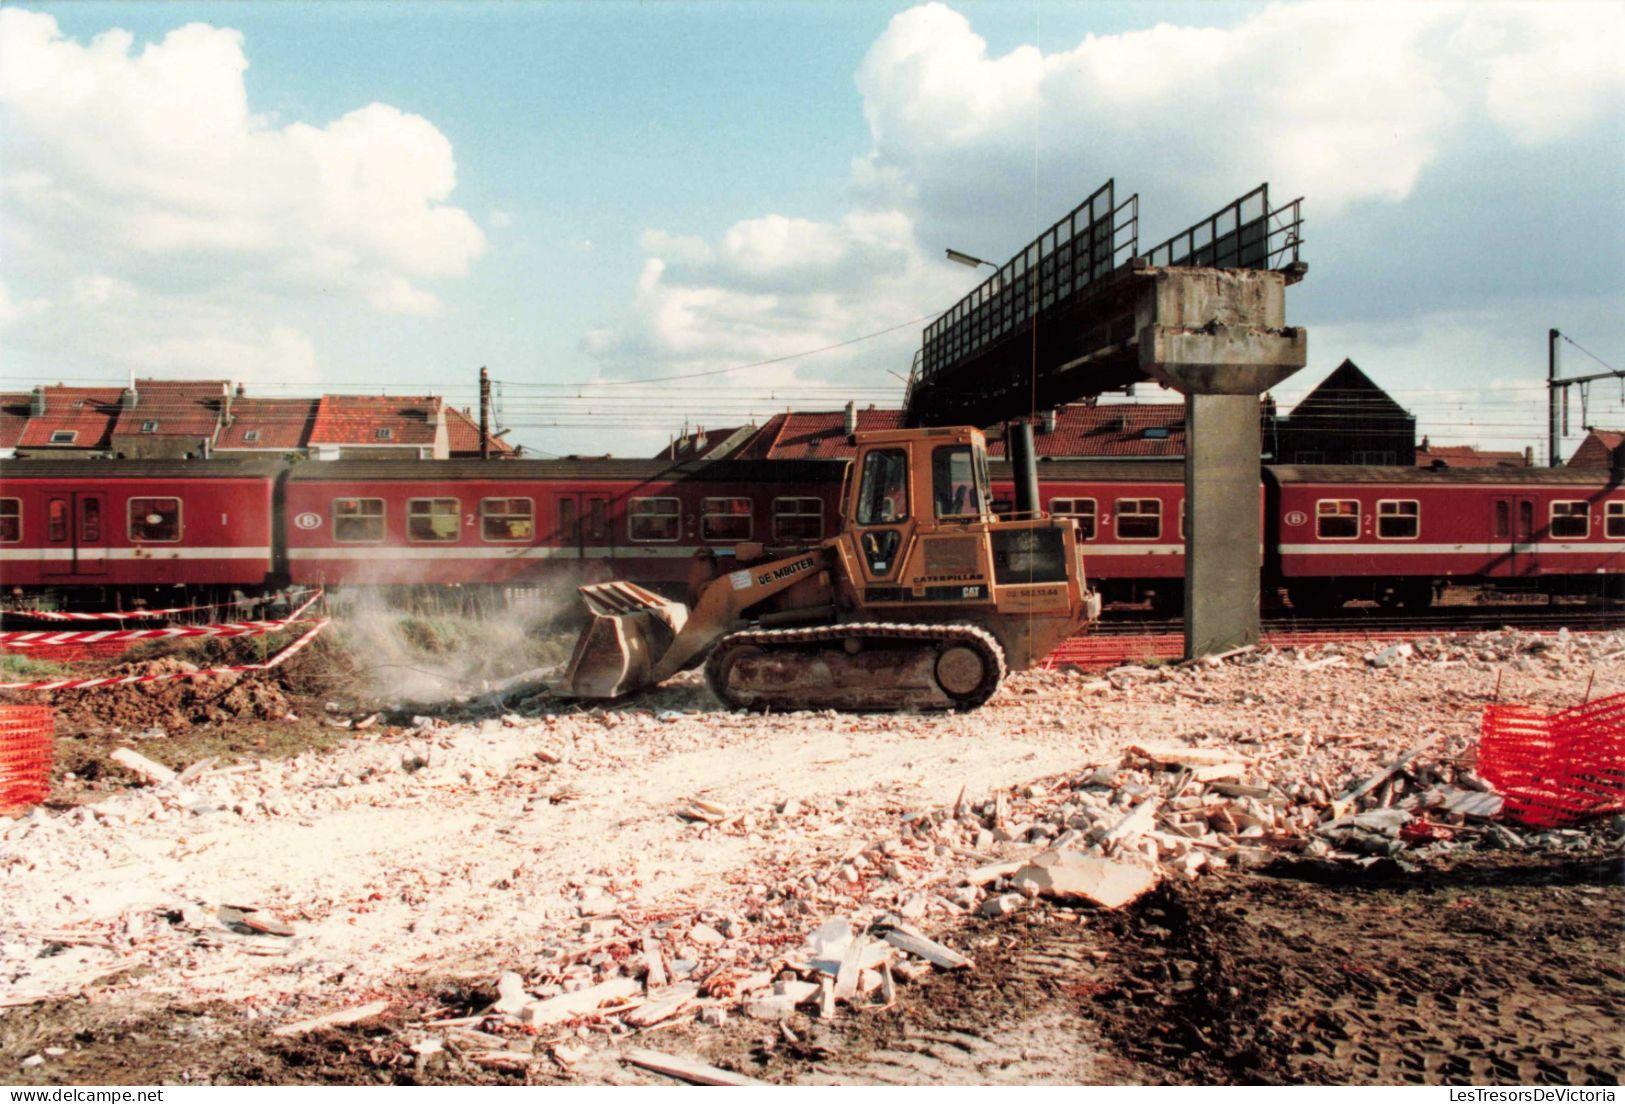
{"left": 945, "top": 248, "right": 996, "bottom": 270}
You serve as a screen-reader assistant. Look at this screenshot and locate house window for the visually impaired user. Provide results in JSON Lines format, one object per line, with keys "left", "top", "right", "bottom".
{"left": 701, "top": 496, "right": 752, "bottom": 542}
{"left": 333, "top": 497, "right": 385, "bottom": 543}
{"left": 407, "top": 498, "right": 460, "bottom": 542}
{"left": 1550, "top": 501, "right": 1588, "bottom": 539}
{"left": 1353, "top": 450, "right": 1396, "bottom": 465}
{"left": 128, "top": 497, "right": 181, "bottom": 542}
{"left": 140, "top": 420, "right": 159, "bottom": 433}
{"left": 0, "top": 499, "right": 19, "bottom": 543}
{"left": 1049, "top": 498, "right": 1096, "bottom": 540}
{"left": 629, "top": 497, "right": 680, "bottom": 542}
{"left": 772, "top": 497, "right": 823, "bottom": 542}
{"left": 480, "top": 497, "right": 533, "bottom": 542}
{"left": 243, "top": 430, "right": 261, "bottom": 443}
{"left": 1607, "top": 502, "right": 1625, "bottom": 540}
{"left": 1317, "top": 499, "right": 1360, "bottom": 539}
{"left": 1377, "top": 499, "right": 1420, "bottom": 540}
{"left": 1115, "top": 498, "right": 1161, "bottom": 541}
{"left": 375, "top": 428, "right": 393, "bottom": 441}
{"left": 49, "top": 430, "right": 77, "bottom": 445}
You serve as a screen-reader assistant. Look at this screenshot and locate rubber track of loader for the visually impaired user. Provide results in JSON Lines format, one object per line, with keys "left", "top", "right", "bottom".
{"left": 704, "top": 621, "right": 1007, "bottom": 713}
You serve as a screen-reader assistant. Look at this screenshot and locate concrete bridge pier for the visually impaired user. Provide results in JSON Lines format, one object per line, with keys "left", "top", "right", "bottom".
{"left": 1138, "top": 268, "right": 1308, "bottom": 657}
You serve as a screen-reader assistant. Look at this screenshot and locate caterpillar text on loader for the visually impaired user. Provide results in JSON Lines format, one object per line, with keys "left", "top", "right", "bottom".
{"left": 559, "top": 425, "right": 1102, "bottom": 711}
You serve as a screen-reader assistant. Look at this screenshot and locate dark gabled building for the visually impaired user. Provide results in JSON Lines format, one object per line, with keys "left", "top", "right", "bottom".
{"left": 1271, "top": 358, "right": 1416, "bottom": 465}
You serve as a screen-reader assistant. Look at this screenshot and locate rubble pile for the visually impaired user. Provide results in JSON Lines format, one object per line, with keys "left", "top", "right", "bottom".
{"left": 1, "top": 628, "right": 1620, "bottom": 1069}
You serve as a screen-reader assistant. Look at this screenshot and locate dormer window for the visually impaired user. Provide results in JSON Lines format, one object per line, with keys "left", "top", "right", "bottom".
{"left": 141, "top": 420, "right": 159, "bottom": 433}
{"left": 1142, "top": 427, "right": 1170, "bottom": 439}
{"left": 243, "top": 430, "right": 261, "bottom": 443}
{"left": 49, "top": 430, "right": 77, "bottom": 444}
{"left": 376, "top": 428, "right": 393, "bottom": 441}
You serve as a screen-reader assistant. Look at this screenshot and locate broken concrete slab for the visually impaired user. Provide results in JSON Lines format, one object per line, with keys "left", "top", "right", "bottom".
{"left": 1012, "top": 853, "right": 1158, "bottom": 910}
{"left": 520, "top": 977, "right": 641, "bottom": 1026}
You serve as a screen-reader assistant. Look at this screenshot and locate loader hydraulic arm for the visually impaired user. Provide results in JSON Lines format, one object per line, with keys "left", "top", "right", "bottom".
{"left": 647, "top": 548, "right": 834, "bottom": 683}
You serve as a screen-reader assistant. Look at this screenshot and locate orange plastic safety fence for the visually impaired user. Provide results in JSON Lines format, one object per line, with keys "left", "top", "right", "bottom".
{"left": 0, "top": 705, "right": 54, "bottom": 814}
{"left": 1479, "top": 693, "right": 1625, "bottom": 828}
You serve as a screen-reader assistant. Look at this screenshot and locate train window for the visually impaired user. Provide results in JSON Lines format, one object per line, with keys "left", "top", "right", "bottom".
{"left": 772, "top": 497, "right": 824, "bottom": 542}
{"left": 0, "top": 499, "right": 19, "bottom": 543}
{"left": 480, "top": 497, "right": 533, "bottom": 542}
{"left": 701, "top": 497, "right": 753, "bottom": 542}
{"left": 1376, "top": 499, "right": 1419, "bottom": 540}
{"left": 1494, "top": 501, "right": 1510, "bottom": 539}
{"left": 333, "top": 498, "right": 385, "bottom": 543}
{"left": 629, "top": 497, "right": 680, "bottom": 542}
{"left": 1115, "top": 498, "right": 1161, "bottom": 541}
{"left": 1316, "top": 499, "right": 1359, "bottom": 539}
{"left": 1607, "top": 502, "right": 1625, "bottom": 539}
{"left": 1550, "top": 501, "right": 1588, "bottom": 539}
{"left": 47, "top": 500, "right": 67, "bottom": 542}
{"left": 82, "top": 498, "right": 101, "bottom": 542}
{"left": 558, "top": 498, "right": 578, "bottom": 542}
{"left": 129, "top": 497, "right": 181, "bottom": 542}
{"left": 587, "top": 498, "right": 607, "bottom": 541}
{"left": 407, "top": 498, "right": 460, "bottom": 542}
{"left": 1049, "top": 498, "right": 1096, "bottom": 541}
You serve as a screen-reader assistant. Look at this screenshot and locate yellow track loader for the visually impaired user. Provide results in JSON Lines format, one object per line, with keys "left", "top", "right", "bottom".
{"left": 559, "top": 425, "right": 1102, "bottom": 711}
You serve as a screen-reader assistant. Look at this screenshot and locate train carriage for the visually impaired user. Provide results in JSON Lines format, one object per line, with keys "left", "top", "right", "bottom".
{"left": 281, "top": 458, "right": 845, "bottom": 595}
{"left": 1267, "top": 465, "right": 1625, "bottom": 610}
{"left": 0, "top": 459, "right": 280, "bottom": 607}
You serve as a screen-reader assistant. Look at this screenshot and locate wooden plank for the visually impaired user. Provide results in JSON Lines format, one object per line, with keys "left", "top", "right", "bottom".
{"left": 878, "top": 926, "right": 971, "bottom": 970}
{"left": 272, "top": 999, "right": 389, "bottom": 1037}
{"left": 623, "top": 983, "right": 698, "bottom": 1029}
{"left": 623, "top": 1048, "right": 769, "bottom": 1087}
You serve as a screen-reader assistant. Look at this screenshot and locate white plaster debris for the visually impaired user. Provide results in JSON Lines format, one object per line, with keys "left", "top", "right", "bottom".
{"left": 2, "top": 627, "right": 1621, "bottom": 1059}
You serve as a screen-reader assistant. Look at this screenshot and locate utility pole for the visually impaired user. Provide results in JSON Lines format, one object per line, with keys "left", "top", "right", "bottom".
{"left": 479, "top": 365, "right": 491, "bottom": 460}
{"left": 1548, "top": 329, "right": 1561, "bottom": 467}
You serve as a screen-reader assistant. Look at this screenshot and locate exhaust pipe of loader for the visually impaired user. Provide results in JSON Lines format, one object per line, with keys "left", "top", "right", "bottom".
{"left": 558, "top": 581, "right": 689, "bottom": 699}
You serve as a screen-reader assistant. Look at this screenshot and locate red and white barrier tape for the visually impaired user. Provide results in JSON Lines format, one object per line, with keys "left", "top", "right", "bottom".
{"left": 0, "top": 618, "right": 331, "bottom": 691}
{"left": 3, "top": 588, "right": 321, "bottom": 623}
{"left": 0, "top": 618, "right": 322, "bottom": 647}
{"left": 0, "top": 592, "right": 324, "bottom": 649}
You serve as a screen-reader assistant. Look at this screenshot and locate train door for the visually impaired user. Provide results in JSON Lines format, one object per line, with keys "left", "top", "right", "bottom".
{"left": 41, "top": 492, "right": 108, "bottom": 577}
{"left": 1492, "top": 495, "right": 1537, "bottom": 577}
{"left": 555, "top": 492, "right": 613, "bottom": 565}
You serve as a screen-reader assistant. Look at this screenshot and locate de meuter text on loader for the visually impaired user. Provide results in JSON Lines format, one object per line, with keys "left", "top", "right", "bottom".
{"left": 559, "top": 425, "right": 1102, "bottom": 712}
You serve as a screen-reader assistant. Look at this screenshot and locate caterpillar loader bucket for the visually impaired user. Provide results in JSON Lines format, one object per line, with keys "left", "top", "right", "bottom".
{"left": 559, "top": 581, "right": 689, "bottom": 699}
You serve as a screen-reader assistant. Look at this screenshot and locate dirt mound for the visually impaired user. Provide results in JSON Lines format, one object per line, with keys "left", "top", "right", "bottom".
{"left": 7, "top": 656, "right": 294, "bottom": 733}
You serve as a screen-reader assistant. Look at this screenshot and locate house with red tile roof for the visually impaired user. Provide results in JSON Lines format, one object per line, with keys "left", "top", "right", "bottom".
{"left": 1564, "top": 429, "right": 1625, "bottom": 471}
{"left": 107, "top": 379, "right": 229, "bottom": 459}
{"left": 0, "top": 393, "right": 32, "bottom": 458}
{"left": 445, "top": 406, "right": 517, "bottom": 458}
{"left": 307, "top": 395, "right": 448, "bottom": 460}
{"left": 1415, "top": 438, "right": 1532, "bottom": 469}
{"left": 12, "top": 386, "right": 125, "bottom": 456}
{"left": 213, "top": 397, "right": 321, "bottom": 455}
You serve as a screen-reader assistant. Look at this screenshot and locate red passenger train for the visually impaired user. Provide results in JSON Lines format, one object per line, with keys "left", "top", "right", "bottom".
{"left": 2, "top": 455, "right": 1621, "bottom": 614}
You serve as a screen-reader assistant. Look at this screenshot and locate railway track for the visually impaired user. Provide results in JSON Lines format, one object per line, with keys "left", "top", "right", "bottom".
{"left": 1046, "top": 605, "right": 1625, "bottom": 670}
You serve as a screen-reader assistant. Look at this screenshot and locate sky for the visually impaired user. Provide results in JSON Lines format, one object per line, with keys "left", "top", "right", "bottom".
{"left": 1, "top": 0, "right": 1621, "bottom": 460}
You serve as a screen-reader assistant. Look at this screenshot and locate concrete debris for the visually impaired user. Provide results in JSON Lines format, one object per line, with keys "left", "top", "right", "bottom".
{"left": 623, "top": 1047, "right": 768, "bottom": 1087}
{"left": 271, "top": 1000, "right": 390, "bottom": 1037}
{"left": 2, "top": 625, "right": 1617, "bottom": 1056}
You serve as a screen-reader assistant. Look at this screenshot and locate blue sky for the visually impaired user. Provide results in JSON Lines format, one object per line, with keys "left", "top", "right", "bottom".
{"left": 2, "top": 1, "right": 1621, "bottom": 458}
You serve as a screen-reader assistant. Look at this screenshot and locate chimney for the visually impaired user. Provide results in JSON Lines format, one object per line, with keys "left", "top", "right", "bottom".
{"left": 30, "top": 387, "right": 45, "bottom": 417}
{"left": 695, "top": 426, "right": 708, "bottom": 452}
{"left": 1523, "top": 446, "right": 1534, "bottom": 467}
{"left": 843, "top": 401, "right": 857, "bottom": 437}
{"left": 1042, "top": 408, "right": 1057, "bottom": 434}
{"left": 120, "top": 386, "right": 138, "bottom": 410}
{"left": 235, "top": 382, "right": 246, "bottom": 397}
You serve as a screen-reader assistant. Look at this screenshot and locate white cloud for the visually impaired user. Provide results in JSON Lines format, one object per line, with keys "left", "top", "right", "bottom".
{"left": 0, "top": 280, "right": 50, "bottom": 327}
{"left": 0, "top": 7, "right": 485, "bottom": 381}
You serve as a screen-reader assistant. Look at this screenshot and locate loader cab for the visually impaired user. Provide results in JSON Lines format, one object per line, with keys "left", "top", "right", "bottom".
{"left": 845, "top": 427, "right": 992, "bottom": 578}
